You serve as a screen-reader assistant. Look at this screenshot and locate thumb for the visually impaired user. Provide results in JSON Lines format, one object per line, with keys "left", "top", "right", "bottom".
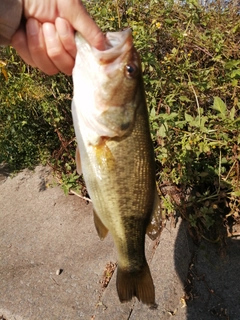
{"left": 59, "top": 1, "right": 105, "bottom": 50}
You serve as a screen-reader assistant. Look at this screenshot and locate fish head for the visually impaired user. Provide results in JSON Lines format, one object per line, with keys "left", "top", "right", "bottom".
{"left": 72, "top": 29, "right": 142, "bottom": 143}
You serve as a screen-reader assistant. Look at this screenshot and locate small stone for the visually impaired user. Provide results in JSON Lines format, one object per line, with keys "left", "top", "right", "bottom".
{"left": 56, "top": 268, "right": 63, "bottom": 275}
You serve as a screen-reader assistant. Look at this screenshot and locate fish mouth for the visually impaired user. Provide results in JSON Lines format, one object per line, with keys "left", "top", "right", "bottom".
{"left": 92, "top": 29, "right": 133, "bottom": 64}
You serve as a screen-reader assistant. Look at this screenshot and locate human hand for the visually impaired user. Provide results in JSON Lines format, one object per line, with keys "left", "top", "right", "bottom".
{"left": 11, "top": 0, "right": 105, "bottom": 75}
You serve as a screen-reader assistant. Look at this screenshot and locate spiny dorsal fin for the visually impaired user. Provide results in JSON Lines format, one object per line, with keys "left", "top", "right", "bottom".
{"left": 93, "top": 209, "right": 108, "bottom": 240}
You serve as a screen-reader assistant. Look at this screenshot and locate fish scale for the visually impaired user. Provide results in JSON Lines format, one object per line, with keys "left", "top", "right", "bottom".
{"left": 72, "top": 28, "right": 162, "bottom": 306}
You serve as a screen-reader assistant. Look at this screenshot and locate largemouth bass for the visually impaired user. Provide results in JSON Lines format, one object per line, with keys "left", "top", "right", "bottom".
{"left": 72, "top": 29, "right": 161, "bottom": 306}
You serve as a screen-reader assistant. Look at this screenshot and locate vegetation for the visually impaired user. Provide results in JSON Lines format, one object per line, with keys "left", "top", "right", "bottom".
{"left": 0, "top": 0, "right": 239, "bottom": 241}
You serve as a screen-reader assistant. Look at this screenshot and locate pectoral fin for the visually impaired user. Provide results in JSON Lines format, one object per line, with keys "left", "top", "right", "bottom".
{"left": 147, "top": 187, "right": 164, "bottom": 240}
{"left": 75, "top": 145, "right": 82, "bottom": 175}
{"left": 92, "top": 138, "right": 115, "bottom": 172}
{"left": 93, "top": 209, "right": 108, "bottom": 240}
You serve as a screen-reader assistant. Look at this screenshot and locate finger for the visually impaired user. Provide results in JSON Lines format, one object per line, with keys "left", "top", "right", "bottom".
{"left": 73, "top": 9, "right": 106, "bottom": 50}
{"left": 26, "top": 18, "right": 59, "bottom": 75}
{"left": 42, "top": 22, "right": 75, "bottom": 75}
{"left": 58, "top": 1, "right": 106, "bottom": 50}
{"left": 11, "top": 26, "right": 36, "bottom": 67}
{"left": 55, "top": 17, "right": 76, "bottom": 59}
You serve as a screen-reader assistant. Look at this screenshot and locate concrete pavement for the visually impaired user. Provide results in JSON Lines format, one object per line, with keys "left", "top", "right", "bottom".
{"left": 0, "top": 165, "right": 239, "bottom": 320}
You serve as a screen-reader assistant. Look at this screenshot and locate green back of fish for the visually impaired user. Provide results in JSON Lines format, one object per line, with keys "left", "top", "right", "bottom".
{"left": 82, "top": 78, "right": 155, "bottom": 264}
{"left": 79, "top": 80, "right": 156, "bottom": 305}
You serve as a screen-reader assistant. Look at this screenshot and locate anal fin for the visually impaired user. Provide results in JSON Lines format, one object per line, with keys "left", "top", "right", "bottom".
{"left": 93, "top": 209, "right": 108, "bottom": 240}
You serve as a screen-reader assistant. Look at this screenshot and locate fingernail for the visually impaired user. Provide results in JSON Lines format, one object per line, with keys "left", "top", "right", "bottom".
{"left": 27, "top": 19, "right": 40, "bottom": 36}
{"left": 56, "top": 17, "right": 70, "bottom": 38}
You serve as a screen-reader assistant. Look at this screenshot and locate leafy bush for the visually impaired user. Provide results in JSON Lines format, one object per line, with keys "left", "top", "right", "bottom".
{"left": 0, "top": 0, "right": 239, "bottom": 240}
{"left": 0, "top": 47, "right": 75, "bottom": 171}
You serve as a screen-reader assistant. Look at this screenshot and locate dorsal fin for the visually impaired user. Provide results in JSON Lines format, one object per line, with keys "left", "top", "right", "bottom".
{"left": 147, "top": 187, "right": 164, "bottom": 240}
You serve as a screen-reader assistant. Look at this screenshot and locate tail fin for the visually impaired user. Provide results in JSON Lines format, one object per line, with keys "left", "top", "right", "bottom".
{"left": 116, "top": 263, "right": 156, "bottom": 306}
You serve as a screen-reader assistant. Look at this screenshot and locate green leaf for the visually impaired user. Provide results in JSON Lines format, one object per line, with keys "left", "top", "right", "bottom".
{"left": 158, "top": 123, "right": 168, "bottom": 137}
{"left": 212, "top": 97, "right": 227, "bottom": 119}
{"left": 230, "top": 107, "right": 235, "bottom": 121}
{"left": 180, "top": 95, "right": 191, "bottom": 102}
{"left": 165, "top": 18, "right": 173, "bottom": 24}
{"left": 199, "top": 142, "right": 210, "bottom": 153}
{"left": 221, "top": 157, "right": 228, "bottom": 164}
{"left": 185, "top": 113, "right": 194, "bottom": 123}
{"left": 160, "top": 112, "right": 178, "bottom": 120}
{"left": 225, "top": 60, "right": 240, "bottom": 69}
{"left": 150, "top": 107, "right": 155, "bottom": 118}
{"left": 232, "top": 190, "right": 240, "bottom": 197}
{"left": 231, "top": 69, "right": 240, "bottom": 78}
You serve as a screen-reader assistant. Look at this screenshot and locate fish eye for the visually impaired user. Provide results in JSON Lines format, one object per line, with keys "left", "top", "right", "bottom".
{"left": 125, "top": 64, "right": 138, "bottom": 78}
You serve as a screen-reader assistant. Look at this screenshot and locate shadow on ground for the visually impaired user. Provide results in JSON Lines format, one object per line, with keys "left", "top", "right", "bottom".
{"left": 0, "top": 163, "right": 10, "bottom": 184}
{"left": 175, "top": 221, "right": 240, "bottom": 320}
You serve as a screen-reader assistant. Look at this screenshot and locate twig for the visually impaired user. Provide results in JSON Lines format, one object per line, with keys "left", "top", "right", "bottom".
{"left": 115, "top": 0, "right": 121, "bottom": 29}
{"left": 187, "top": 74, "right": 201, "bottom": 127}
{"left": 50, "top": 276, "right": 60, "bottom": 286}
{"left": 223, "top": 160, "right": 237, "bottom": 181}
{"left": 69, "top": 189, "right": 92, "bottom": 202}
{"left": 227, "top": 232, "right": 240, "bottom": 238}
{"left": 218, "top": 148, "right": 222, "bottom": 194}
{"left": 192, "top": 44, "right": 213, "bottom": 58}
{"left": 201, "top": 234, "right": 220, "bottom": 243}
